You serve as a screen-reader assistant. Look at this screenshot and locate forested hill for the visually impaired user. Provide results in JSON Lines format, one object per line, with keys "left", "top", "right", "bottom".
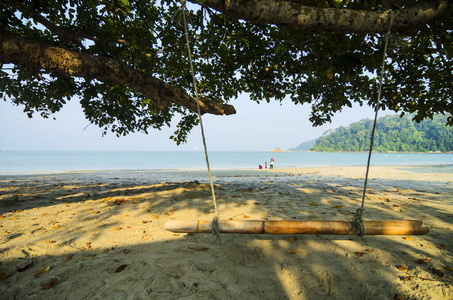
{"left": 310, "top": 114, "right": 453, "bottom": 153}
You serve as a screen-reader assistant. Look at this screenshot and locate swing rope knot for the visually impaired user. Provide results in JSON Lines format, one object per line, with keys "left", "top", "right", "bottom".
{"left": 212, "top": 214, "right": 221, "bottom": 242}
{"left": 352, "top": 207, "right": 366, "bottom": 237}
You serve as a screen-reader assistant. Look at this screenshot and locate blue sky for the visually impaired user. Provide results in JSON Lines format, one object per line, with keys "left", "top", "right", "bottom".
{"left": 0, "top": 94, "right": 390, "bottom": 151}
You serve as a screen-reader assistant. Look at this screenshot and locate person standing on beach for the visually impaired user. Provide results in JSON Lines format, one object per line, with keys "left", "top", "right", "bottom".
{"left": 270, "top": 158, "right": 274, "bottom": 169}
{"left": 265, "top": 162, "right": 267, "bottom": 169}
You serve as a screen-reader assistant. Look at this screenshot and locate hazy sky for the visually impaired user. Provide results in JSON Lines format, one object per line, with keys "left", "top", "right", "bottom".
{"left": 0, "top": 94, "right": 390, "bottom": 151}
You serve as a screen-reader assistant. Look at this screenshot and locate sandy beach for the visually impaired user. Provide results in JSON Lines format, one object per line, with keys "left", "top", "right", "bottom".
{"left": 1, "top": 165, "right": 452, "bottom": 299}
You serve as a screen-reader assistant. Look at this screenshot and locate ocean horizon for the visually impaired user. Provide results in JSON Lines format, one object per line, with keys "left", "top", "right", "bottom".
{"left": 0, "top": 150, "right": 452, "bottom": 175}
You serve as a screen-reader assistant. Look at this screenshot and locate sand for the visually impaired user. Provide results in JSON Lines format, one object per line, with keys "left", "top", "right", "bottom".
{"left": 0, "top": 165, "right": 452, "bottom": 299}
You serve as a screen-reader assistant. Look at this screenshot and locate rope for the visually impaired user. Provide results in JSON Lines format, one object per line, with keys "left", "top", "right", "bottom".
{"left": 179, "top": 1, "right": 221, "bottom": 241}
{"left": 352, "top": 10, "right": 394, "bottom": 237}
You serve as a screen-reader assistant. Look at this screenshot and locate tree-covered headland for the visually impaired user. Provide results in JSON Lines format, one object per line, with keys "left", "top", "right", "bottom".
{"left": 310, "top": 114, "right": 453, "bottom": 153}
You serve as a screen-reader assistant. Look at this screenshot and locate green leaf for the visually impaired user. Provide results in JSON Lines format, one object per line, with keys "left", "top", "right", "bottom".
{"left": 333, "top": 0, "right": 342, "bottom": 8}
{"left": 118, "top": 0, "right": 130, "bottom": 7}
{"left": 443, "top": 43, "right": 453, "bottom": 59}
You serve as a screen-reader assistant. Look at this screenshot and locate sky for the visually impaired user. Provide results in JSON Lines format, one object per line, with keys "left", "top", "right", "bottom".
{"left": 0, "top": 94, "right": 391, "bottom": 151}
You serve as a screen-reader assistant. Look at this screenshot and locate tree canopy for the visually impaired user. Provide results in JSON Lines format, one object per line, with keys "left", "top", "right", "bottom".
{"left": 1, "top": 0, "right": 452, "bottom": 143}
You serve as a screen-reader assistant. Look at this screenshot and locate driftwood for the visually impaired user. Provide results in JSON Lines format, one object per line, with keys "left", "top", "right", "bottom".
{"left": 162, "top": 220, "right": 429, "bottom": 235}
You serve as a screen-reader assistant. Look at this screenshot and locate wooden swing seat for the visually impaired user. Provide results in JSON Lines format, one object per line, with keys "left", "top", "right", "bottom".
{"left": 163, "top": 219, "right": 428, "bottom": 235}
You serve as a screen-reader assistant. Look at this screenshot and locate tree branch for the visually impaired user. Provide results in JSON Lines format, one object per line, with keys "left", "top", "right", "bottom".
{"left": 0, "top": 32, "right": 236, "bottom": 116}
{"left": 1, "top": 0, "right": 87, "bottom": 50}
{"left": 191, "top": 0, "right": 453, "bottom": 34}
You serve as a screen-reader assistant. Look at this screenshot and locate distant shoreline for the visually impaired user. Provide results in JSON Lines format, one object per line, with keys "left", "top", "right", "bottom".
{"left": 305, "top": 150, "right": 453, "bottom": 154}
{"left": 1, "top": 164, "right": 452, "bottom": 178}
{"left": 2, "top": 151, "right": 451, "bottom": 175}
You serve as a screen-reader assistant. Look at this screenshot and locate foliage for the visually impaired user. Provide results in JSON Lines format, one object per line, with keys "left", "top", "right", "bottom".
{"left": 0, "top": 0, "right": 452, "bottom": 143}
{"left": 289, "top": 139, "right": 317, "bottom": 152}
{"left": 310, "top": 114, "right": 453, "bottom": 153}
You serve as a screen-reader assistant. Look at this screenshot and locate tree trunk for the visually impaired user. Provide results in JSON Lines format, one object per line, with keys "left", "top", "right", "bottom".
{"left": 193, "top": 0, "right": 453, "bottom": 34}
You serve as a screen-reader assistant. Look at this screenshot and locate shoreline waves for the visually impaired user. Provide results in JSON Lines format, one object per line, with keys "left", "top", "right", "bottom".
{"left": 1, "top": 150, "right": 451, "bottom": 174}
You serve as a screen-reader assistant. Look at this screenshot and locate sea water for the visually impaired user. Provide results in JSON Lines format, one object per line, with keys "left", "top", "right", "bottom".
{"left": 0, "top": 150, "right": 451, "bottom": 174}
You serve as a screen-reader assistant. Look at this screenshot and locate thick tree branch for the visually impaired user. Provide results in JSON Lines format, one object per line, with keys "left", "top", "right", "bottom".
{"left": 0, "top": 32, "right": 236, "bottom": 116}
{"left": 191, "top": 0, "right": 453, "bottom": 34}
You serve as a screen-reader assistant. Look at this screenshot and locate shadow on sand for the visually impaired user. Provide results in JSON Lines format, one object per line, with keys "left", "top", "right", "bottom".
{"left": 0, "top": 170, "right": 452, "bottom": 299}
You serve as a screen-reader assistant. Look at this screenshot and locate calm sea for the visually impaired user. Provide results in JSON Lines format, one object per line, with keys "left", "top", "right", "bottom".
{"left": 0, "top": 151, "right": 451, "bottom": 174}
